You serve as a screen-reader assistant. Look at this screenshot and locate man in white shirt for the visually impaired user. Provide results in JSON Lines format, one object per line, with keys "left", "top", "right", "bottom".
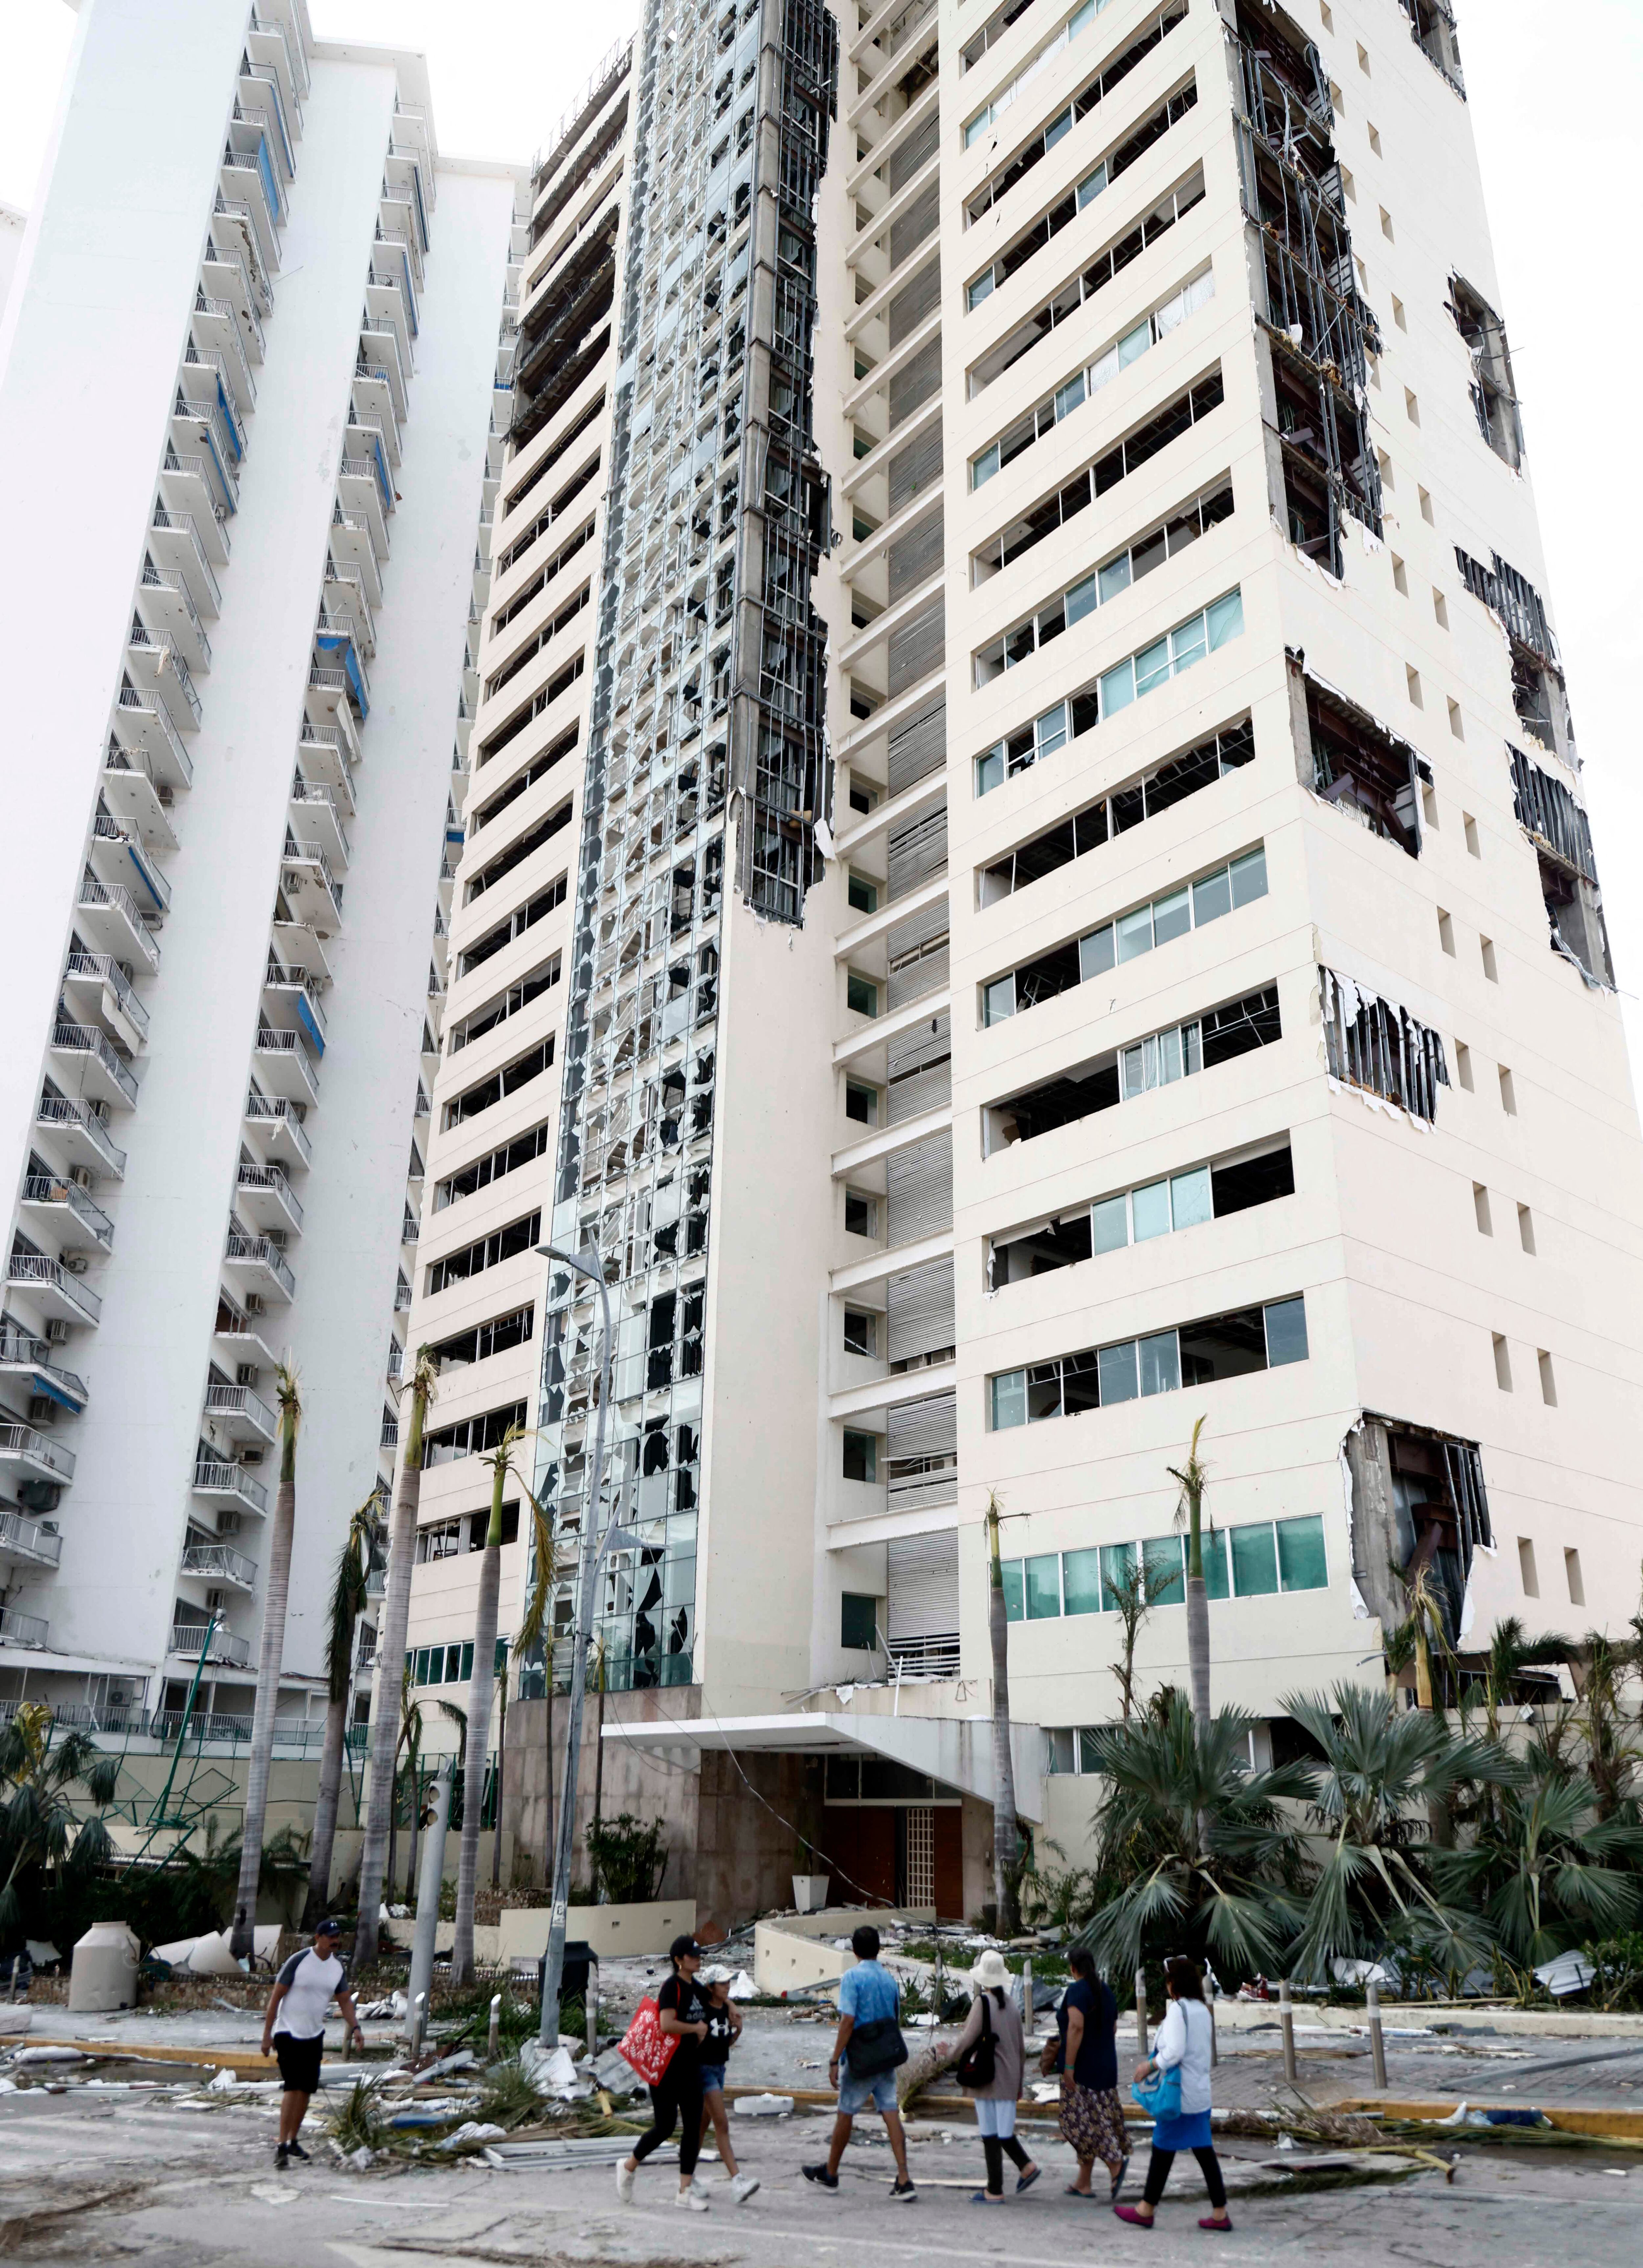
{"left": 260, "top": 1918, "right": 366, "bottom": 2165}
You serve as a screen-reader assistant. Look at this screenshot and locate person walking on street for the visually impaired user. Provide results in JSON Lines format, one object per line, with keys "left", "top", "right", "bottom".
{"left": 955, "top": 1949, "right": 1039, "bottom": 2203}
{"left": 695, "top": 1964, "right": 759, "bottom": 2203}
{"left": 260, "top": 1918, "right": 366, "bottom": 2166}
{"left": 618, "top": 1934, "right": 713, "bottom": 2212}
{"left": 802, "top": 1924, "right": 916, "bottom": 2200}
{"left": 1050, "top": 1945, "right": 1131, "bottom": 2200}
{"left": 1115, "top": 1955, "right": 1231, "bottom": 2231}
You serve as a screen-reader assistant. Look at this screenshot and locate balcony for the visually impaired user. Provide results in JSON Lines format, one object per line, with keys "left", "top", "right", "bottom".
{"left": 6, "top": 1252, "right": 102, "bottom": 1328}
{"left": 110, "top": 683, "right": 193, "bottom": 790}
{"left": 401, "top": 1211, "right": 418, "bottom": 1246}
{"left": 303, "top": 668, "right": 364, "bottom": 762}
{"left": 262, "top": 961, "right": 328, "bottom": 1049}
{"left": 90, "top": 812, "right": 171, "bottom": 920}
{"left": 0, "top": 1327, "right": 89, "bottom": 1414}
{"left": 220, "top": 136, "right": 281, "bottom": 271}
{"left": 191, "top": 1459, "right": 270, "bottom": 1517}
{"left": 243, "top": 1090, "right": 312, "bottom": 1168}
{"left": 157, "top": 461, "right": 232, "bottom": 569}
{"left": 20, "top": 1173, "right": 115, "bottom": 1255}
{"left": 211, "top": 193, "right": 275, "bottom": 317}
{"left": 203, "top": 1380, "right": 279, "bottom": 1445}
{"left": 235, "top": 1159, "right": 304, "bottom": 1235}
{"left": 192, "top": 300, "right": 258, "bottom": 417}
{"left": 213, "top": 1306, "right": 280, "bottom": 1373}
{"left": 364, "top": 269, "right": 414, "bottom": 381}
{"left": 136, "top": 559, "right": 213, "bottom": 671}
{"left": 49, "top": 1019, "right": 139, "bottom": 1110}
{"left": 380, "top": 1412, "right": 399, "bottom": 1449}
{"left": 270, "top": 912, "right": 333, "bottom": 987}
{"left": 170, "top": 1619, "right": 251, "bottom": 1666}
{"left": 253, "top": 1026, "right": 320, "bottom": 1105}
{"left": 126, "top": 623, "right": 203, "bottom": 736}
{"left": 75, "top": 874, "right": 160, "bottom": 977}
{"left": 0, "top": 1511, "right": 62, "bottom": 1572}
{"left": 278, "top": 840, "right": 342, "bottom": 934}
{"left": 148, "top": 503, "right": 223, "bottom": 614}
{"left": 169, "top": 402, "right": 241, "bottom": 515}
{"left": 100, "top": 750, "right": 178, "bottom": 859}
{"left": 296, "top": 720, "right": 355, "bottom": 798}
{"left": 322, "top": 561, "right": 376, "bottom": 657}
{"left": 0, "top": 1606, "right": 48, "bottom": 1651}
{"left": 0, "top": 1423, "right": 77, "bottom": 1486}
{"left": 180, "top": 1540, "right": 258, "bottom": 1591}
{"left": 62, "top": 948, "right": 150, "bottom": 1046}
{"left": 288, "top": 782, "right": 350, "bottom": 870}
{"left": 36, "top": 1093, "right": 126, "bottom": 1181}
{"left": 350, "top": 367, "right": 400, "bottom": 465}
{"left": 329, "top": 500, "right": 384, "bottom": 600}
{"left": 336, "top": 456, "right": 390, "bottom": 558}
{"left": 394, "top": 1271, "right": 412, "bottom": 1312}
{"left": 224, "top": 1226, "right": 296, "bottom": 1303}
{"left": 200, "top": 238, "right": 267, "bottom": 360}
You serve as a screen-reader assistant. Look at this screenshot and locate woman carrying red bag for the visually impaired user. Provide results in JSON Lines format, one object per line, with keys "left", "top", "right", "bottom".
{"left": 618, "top": 1935, "right": 713, "bottom": 2213}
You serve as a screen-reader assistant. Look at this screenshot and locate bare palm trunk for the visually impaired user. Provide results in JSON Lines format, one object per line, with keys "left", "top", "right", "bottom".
{"left": 542, "top": 1668, "right": 554, "bottom": 1889}
{"left": 491, "top": 1671, "right": 507, "bottom": 1891}
{"left": 355, "top": 1355, "right": 435, "bottom": 1969}
{"left": 985, "top": 1494, "right": 1020, "bottom": 1934}
{"left": 1169, "top": 1420, "right": 1213, "bottom": 1858}
{"left": 453, "top": 1479, "right": 506, "bottom": 1981}
{"left": 230, "top": 1369, "right": 301, "bottom": 1961}
{"left": 302, "top": 1690, "right": 348, "bottom": 1930}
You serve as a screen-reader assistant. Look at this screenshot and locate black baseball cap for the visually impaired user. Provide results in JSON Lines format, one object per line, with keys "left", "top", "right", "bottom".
{"left": 669, "top": 1932, "right": 701, "bottom": 1962}
{"left": 315, "top": 1918, "right": 344, "bottom": 1938}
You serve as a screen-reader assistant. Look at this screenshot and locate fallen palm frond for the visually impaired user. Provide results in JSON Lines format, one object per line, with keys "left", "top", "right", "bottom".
{"left": 327, "top": 2078, "right": 390, "bottom": 2155}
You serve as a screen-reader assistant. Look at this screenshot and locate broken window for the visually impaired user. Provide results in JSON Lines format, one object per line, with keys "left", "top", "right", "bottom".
{"left": 1448, "top": 277, "right": 1517, "bottom": 464}
{"left": 1401, "top": 0, "right": 1465, "bottom": 97}
{"left": 1297, "top": 667, "right": 1421, "bottom": 855}
{"left": 1319, "top": 966, "right": 1449, "bottom": 1121}
{"left": 1454, "top": 548, "right": 1573, "bottom": 760}
{"left": 990, "top": 1295, "right": 1308, "bottom": 1427}
{"left": 1267, "top": 334, "right": 1382, "bottom": 575}
{"left": 1346, "top": 1418, "right": 1490, "bottom": 1649}
{"left": 1510, "top": 743, "right": 1614, "bottom": 987}
{"left": 989, "top": 1138, "right": 1293, "bottom": 1286}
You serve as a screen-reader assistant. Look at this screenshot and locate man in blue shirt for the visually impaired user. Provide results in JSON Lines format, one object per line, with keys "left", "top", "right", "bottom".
{"left": 802, "top": 1925, "right": 916, "bottom": 2200}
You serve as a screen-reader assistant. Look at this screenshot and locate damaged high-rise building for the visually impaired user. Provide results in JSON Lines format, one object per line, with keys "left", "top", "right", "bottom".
{"left": 388, "top": 0, "right": 1643, "bottom": 1922}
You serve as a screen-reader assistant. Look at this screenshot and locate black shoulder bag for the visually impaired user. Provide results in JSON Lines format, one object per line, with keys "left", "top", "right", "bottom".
{"left": 955, "top": 1991, "right": 997, "bottom": 2089}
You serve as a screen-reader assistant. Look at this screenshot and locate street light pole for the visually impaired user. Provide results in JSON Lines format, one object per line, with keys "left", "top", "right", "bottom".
{"left": 536, "top": 1242, "right": 613, "bottom": 2046}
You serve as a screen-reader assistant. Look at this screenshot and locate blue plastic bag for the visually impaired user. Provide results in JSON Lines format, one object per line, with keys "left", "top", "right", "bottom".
{"left": 1131, "top": 2062, "right": 1183, "bottom": 2121}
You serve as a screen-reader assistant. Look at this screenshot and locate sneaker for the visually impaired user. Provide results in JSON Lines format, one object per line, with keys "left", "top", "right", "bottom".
{"left": 274, "top": 2144, "right": 290, "bottom": 2169}
{"left": 890, "top": 2180, "right": 917, "bottom": 2202}
{"left": 690, "top": 2176, "right": 714, "bottom": 2198}
{"left": 676, "top": 2188, "right": 709, "bottom": 2212}
{"left": 731, "top": 2175, "right": 761, "bottom": 2204}
{"left": 285, "top": 2140, "right": 310, "bottom": 2163}
{"left": 802, "top": 2163, "right": 840, "bottom": 2190}
{"left": 615, "top": 2162, "right": 636, "bottom": 2205}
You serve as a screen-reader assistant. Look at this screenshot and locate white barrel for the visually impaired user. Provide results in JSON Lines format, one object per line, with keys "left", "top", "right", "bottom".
{"left": 67, "top": 1920, "right": 139, "bottom": 2012}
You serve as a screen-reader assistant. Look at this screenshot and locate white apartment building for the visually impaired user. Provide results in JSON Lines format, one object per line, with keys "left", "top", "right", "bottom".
{"left": 0, "top": 0, "right": 518, "bottom": 1742}
{"left": 380, "top": 0, "right": 1640, "bottom": 1923}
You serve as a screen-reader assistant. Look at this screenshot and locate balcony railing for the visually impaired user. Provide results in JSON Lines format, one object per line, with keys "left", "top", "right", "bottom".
{"left": 170, "top": 1619, "right": 251, "bottom": 1665}
{"left": 36, "top": 1094, "right": 127, "bottom": 1178}
{"left": 224, "top": 1229, "right": 296, "bottom": 1299}
{"left": 51, "top": 1020, "right": 139, "bottom": 1107}
{"left": 0, "top": 1511, "right": 62, "bottom": 1570}
{"left": 113, "top": 685, "right": 193, "bottom": 790}
{"left": 0, "top": 1606, "right": 48, "bottom": 1649}
{"left": 885, "top": 1631, "right": 961, "bottom": 1678}
{"left": 235, "top": 1160, "right": 304, "bottom": 1226}
{"left": 5, "top": 1253, "right": 102, "bottom": 1324}
{"left": 127, "top": 625, "right": 203, "bottom": 727}
{"left": 0, "top": 1422, "right": 77, "bottom": 1481}
{"left": 203, "top": 1380, "right": 279, "bottom": 1436}
{"left": 180, "top": 1541, "right": 258, "bottom": 1588}
{"left": 150, "top": 504, "right": 224, "bottom": 608}
{"left": 243, "top": 1092, "right": 312, "bottom": 1164}
{"left": 380, "top": 1415, "right": 399, "bottom": 1448}
{"left": 0, "top": 1328, "right": 89, "bottom": 1408}
{"left": 137, "top": 562, "right": 212, "bottom": 660}
{"left": 64, "top": 949, "right": 150, "bottom": 1038}
{"left": 191, "top": 1460, "right": 269, "bottom": 1515}
{"left": 289, "top": 784, "right": 352, "bottom": 862}
{"left": 22, "top": 1174, "right": 115, "bottom": 1248}
{"left": 75, "top": 875, "right": 161, "bottom": 975}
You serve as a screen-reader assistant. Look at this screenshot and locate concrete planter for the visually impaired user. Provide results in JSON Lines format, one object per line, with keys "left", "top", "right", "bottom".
{"left": 791, "top": 1874, "right": 831, "bottom": 1913}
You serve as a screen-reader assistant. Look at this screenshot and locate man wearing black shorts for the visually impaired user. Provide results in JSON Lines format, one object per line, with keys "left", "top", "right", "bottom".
{"left": 260, "top": 1918, "right": 365, "bottom": 2165}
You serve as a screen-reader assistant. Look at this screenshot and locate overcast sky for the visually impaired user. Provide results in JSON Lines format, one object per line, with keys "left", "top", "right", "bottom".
{"left": 5, "top": 0, "right": 1640, "bottom": 1078}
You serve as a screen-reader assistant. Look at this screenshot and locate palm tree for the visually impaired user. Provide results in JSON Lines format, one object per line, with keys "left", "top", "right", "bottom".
{"left": 1077, "top": 1693, "right": 1310, "bottom": 1977}
{"left": 984, "top": 1491, "right": 1022, "bottom": 1935}
{"left": 355, "top": 1347, "right": 437, "bottom": 1968}
{"left": 301, "top": 1497, "right": 378, "bottom": 1930}
{"left": 1169, "top": 1417, "right": 1212, "bottom": 1725}
{"left": 1433, "top": 1737, "right": 1643, "bottom": 1966}
{"left": 1280, "top": 1683, "right": 1509, "bottom": 1984}
{"left": 513, "top": 1470, "right": 570, "bottom": 1886}
{"left": 0, "top": 1702, "right": 119, "bottom": 1938}
{"left": 452, "top": 1427, "right": 520, "bottom": 1982}
{"left": 230, "top": 1361, "right": 300, "bottom": 1961}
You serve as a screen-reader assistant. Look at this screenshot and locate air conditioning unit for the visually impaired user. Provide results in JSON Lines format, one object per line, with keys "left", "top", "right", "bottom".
{"left": 26, "top": 1397, "right": 57, "bottom": 1426}
{"left": 44, "top": 1320, "right": 69, "bottom": 1345}
{"left": 235, "top": 1364, "right": 256, "bottom": 1387}
{"left": 68, "top": 1166, "right": 94, "bottom": 1191}
{"left": 62, "top": 1253, "right": 90, "bottom": 1276}
{"left": 241, "top": 1448, "right": 265, "bottom": 1465}
{"left": 216, "top": 1511, "right": 242, "bottom": 1538}
{"left": 245, "top": 1294, "right": 266, "bottom": 1315}
{"left": 206, "top": 1588, "right": 227, "bottom": 1611}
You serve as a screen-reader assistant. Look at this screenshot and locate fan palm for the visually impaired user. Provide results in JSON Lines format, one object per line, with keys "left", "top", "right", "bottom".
{"left": 230, "top": 1360, "right": 300, "bottom": 1961}
{"left": 1281, "top": 1683, "right": 1511, "bottom": 1984}
{"left": 452, "top": 1426, "right": 522, "bottom": 1981}
{"left": 301, "top": 1496, "right": 380, "bottom": 1929}
{"left": 356, "top": 1346, "right": 437, "bottom": 1968}
{"left": 1431, "top": 1739, "right": 1643, "bottom": 1965}
{"left": 1076, "top": 1693, "right": 1311, "bottom": 1977}
{"left": 0, "top": 1703, "right": 119, "bottom": 1938}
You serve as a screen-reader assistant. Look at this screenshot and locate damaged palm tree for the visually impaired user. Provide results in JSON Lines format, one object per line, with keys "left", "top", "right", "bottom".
{"left": 302, "top": 1496, "right": 379, "bottom": 1931}
{"left": 985, "top": 1491, "right": 1021, "bottom": 1935}
{"left": 513, "top": 1468, "right": 569, "bottom": 1886}
{"left": 230, "top": 1361, "right": 301, "bottom": 1962}
{"left": 356, "top": 1347, "right": 437, "bottom": 1970}
{"left": 452, "top": 1426, "right": 523, "bottom": 1982}
{"left": 1170, "top": 1417, "right": 1213, "bottom": 1726}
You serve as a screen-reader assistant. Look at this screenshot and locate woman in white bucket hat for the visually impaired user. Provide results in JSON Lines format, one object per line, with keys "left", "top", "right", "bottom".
{"left": 953, "top": 1949, "right": 1040, "bottom": 2204}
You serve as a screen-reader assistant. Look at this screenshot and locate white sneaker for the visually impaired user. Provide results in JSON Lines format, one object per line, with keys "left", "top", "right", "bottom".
{"left": 676, "top": 2187, "right": 710, "bottom": 2212}
{"left": 615, "top": 2162, "right": 635, "bottom": 2205}
{"left": 690, "top": 2176, "right": 714, "bottom": 2197}
{"left": 731, "top": 2174, "right": 761, "bottom": 2204}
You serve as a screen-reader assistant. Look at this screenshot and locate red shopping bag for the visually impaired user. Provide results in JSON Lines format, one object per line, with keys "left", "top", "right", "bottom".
{"left": 618, "top": 1995, "right": 678, "bottom": 2086}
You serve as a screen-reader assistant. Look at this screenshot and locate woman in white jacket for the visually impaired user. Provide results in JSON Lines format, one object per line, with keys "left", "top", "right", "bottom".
{"left": 1113, "top": 1956, "right": 1231, "bottom": 2231}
